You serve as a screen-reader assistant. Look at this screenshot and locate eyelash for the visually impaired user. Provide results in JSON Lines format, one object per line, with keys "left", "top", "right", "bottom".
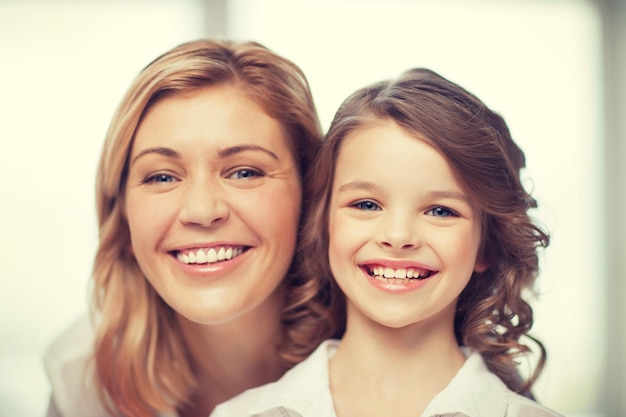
{"left": 142, "top": 173, "right": 177, "bottom": 184}
{"left": 350, "top": 201, "right": 459, "bottom": 219}
{"left": 227, "top": 167, "right": 265, "bottom": 179}
{"left": 351, "top": 200, "right": 381, "bottom": 211}
{"left": 426, "top": 206, "right": 459, "bottom": 218}
{"left": 142, "top": 166, "right": 266, "bottom": 183}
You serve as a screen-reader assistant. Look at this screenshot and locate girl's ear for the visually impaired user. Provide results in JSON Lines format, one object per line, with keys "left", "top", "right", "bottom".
{"left": 474, "top": 239, "right": 489, "bottom": 273}
{"left": 474, "top": 257, "right": 489, "bottom": 273}
{"left": 475, "top": 219, "right": 489, "bottom": 273}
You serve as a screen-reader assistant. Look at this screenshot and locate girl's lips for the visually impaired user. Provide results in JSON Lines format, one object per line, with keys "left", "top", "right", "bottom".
{"left": 361, "top": 263, "right": 437, "bottom": 280}
{"left": 360, "top": 263, "right": 438, "bottom": 293}
{"left": 173, "top": 245, "right": 249, "bottom": 265}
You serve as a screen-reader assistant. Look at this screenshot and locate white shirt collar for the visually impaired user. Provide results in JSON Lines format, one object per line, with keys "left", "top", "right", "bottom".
{"left": 421, "top": 347, "right": 510, "bottom": 417}
{"left": 241, "top": 339, "right": 338, "bottom": 416}
{"left": 215, "top": 340, "right": 531, "bottom": 417}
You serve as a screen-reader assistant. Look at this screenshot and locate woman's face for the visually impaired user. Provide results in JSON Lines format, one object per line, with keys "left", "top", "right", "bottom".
{"left": 125, "top": 85, "right": 301, "bottom": 325}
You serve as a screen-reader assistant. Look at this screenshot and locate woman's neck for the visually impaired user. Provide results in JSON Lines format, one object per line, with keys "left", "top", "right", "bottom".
{"left": 176, "top": 286, "right": 289, "bottom": 417}
{"left": 329, "top": 304, "right": 465, "bottom": 417}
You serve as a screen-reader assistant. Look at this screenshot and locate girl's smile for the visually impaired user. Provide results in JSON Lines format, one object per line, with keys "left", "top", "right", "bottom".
{"left": 358, "top": 260, "right": 437, "bottom": 293}
{"left": 328, "top": 118, "right": 486, "bottom": 330}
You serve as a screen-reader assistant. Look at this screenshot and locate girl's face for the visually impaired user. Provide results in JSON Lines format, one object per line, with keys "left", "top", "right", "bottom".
{"left": 125, "top": 85, "right": 301, "bottom": 325}
{"left": 328, "top": 119, "right": 486, "bottom": 331}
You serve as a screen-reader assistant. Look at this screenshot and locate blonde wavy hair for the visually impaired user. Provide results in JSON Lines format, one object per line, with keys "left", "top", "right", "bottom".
{"left": 300, "top": 68, "right": 550, "bottom": 396}
{"left": 92, "top": 39, "right": 338, "bottom": 416}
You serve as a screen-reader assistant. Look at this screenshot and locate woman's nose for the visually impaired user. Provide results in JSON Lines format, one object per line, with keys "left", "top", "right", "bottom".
{"left": 178, "top": 180, "right": 229, "bottom": 227}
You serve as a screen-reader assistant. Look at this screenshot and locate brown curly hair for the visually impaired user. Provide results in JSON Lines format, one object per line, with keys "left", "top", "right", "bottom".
{"left": 93, "top": 39, "right": 339, "bottom": 416}
{"left": 299, "top": 67, "right": 549, "bottom": 395}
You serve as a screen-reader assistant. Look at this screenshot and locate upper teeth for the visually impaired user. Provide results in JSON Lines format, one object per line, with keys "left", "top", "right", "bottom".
{"left": 371, "top": 266, "right": 427, "bottom": 279}
{"left": 177, "top": 247, "right": 243, "bottom": 265}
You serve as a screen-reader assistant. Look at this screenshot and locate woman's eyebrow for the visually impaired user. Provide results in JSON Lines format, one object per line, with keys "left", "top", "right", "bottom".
{"left": 218, "top": 144, "right": 279, "bottom": 161}
{"left": 131, "top": 147, "right": 180, "bottom": 165}
{"left": 131, "top": 144, "right": 280, "bottom": 166}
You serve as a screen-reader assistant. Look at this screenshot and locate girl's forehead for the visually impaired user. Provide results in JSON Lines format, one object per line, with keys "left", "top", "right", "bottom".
{"left": 335, "top": 121, "right": 480, "bottom": 201}
{"left": 337, "top": 121, "right": 446, "bottom": 174}
{"left": 339, "top": 118, "right": 432, "bottom": 153}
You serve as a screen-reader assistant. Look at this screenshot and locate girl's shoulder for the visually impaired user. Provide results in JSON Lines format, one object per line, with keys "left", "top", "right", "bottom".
{"left": 505, "top": 391, "right": 564, "bottom": 417}
{"left": 211, "top": 339, "right": 340, "bottom": 417}
{"left": 44, "top": 314, "right": 109, "bottom": 417}
{"left": 423, "top": 349, "right": 563, "bottom": 417}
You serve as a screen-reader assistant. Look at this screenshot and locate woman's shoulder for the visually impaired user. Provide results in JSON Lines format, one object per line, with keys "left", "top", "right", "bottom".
{"left": 46, "top": 314, "right": 94, "bottom": 362}
{"left": 45, "top": 314, "right": 96, "bottom": 386}
{"left": 44, "top": 314, "right": 110, "bottom": 417}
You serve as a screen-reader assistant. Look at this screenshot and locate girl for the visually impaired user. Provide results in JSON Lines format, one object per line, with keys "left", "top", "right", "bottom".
{"left": 44, "top": 39, "right": 340, "bottom": 417}
{"left": 211, "top": 68, "right": 562, "bottom": 417}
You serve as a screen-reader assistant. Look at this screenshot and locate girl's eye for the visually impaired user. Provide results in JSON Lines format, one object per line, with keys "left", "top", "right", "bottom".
{"left": 427, "top": 206, "right": 458, "bottom": 218}
{"left": 143, "top": 173, "right": 175, "bottom": 184}
{"left": 352, "top": 200, "right": 381, "bottom": 211}
{"left": 228, "top": 168, "right": 264, "bottom": 179}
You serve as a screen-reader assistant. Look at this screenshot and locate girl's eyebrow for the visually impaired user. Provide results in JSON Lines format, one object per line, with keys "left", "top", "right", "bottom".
{"left": 338, "top": 181, "right": 470, "bottom": 203}
{"left": 337, "top": 180, "right": 382, "bottom": 193}
{"left": 131, "top": 144, "right": 280, "bottom": 166}
{"left": 426, "top": 190, "right": 470, "bottom": 203}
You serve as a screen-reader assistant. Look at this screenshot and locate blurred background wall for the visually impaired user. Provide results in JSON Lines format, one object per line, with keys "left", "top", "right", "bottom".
{"left": 0, "top": 0, "right": 623, "bottom": 416}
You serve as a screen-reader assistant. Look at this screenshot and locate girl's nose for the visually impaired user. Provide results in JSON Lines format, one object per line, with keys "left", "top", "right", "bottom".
{"left": 377, "top": 212, "right": 421, "bottom": 251}
{"left": 178, "top": 181, "right": 229, "bottom": 227}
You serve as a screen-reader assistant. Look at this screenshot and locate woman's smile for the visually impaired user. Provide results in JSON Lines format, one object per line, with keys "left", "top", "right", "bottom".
{"left": 125, "top": 84, "right": 302, "bottom": 324}
{"left": 175, "top": 245, "right": 247, "bottom": 265}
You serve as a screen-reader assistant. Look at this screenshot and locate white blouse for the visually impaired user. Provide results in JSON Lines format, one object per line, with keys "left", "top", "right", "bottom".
{"left": 211, "top": 339, "right": 563, "bottom": 417}
{"left": 44, "top": 315, "right": 177, "bottom": 417}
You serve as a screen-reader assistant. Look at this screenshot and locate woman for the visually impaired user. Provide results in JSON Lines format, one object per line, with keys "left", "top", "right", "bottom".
{"left": 44, "top": 39, "right": 341, "bottom": 417}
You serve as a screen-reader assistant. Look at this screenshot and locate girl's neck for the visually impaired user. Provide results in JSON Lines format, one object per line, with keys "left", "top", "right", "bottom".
{"left": 330, "top": 304, "right": 465, "bottom": 417}
{"left": 176, "top": 287, "right": 289, "bottom": 417}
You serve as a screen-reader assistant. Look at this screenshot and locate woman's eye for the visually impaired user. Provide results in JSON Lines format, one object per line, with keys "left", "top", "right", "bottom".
{"left": 229, "top": 168, "right": 264, "bottom": 179}
{"left": 352, "top": 200, "right": 381, "bottom": 211}
{"left": 143, "top": 173, "right": 175, "bottom": 184}
{"left": 427, "top": 206, "right": 458, "bottom": 218}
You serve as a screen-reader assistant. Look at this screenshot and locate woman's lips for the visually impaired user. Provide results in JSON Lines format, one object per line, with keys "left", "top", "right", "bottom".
{"left": 174, "top": 246, "right": 248, "bottom": 265}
